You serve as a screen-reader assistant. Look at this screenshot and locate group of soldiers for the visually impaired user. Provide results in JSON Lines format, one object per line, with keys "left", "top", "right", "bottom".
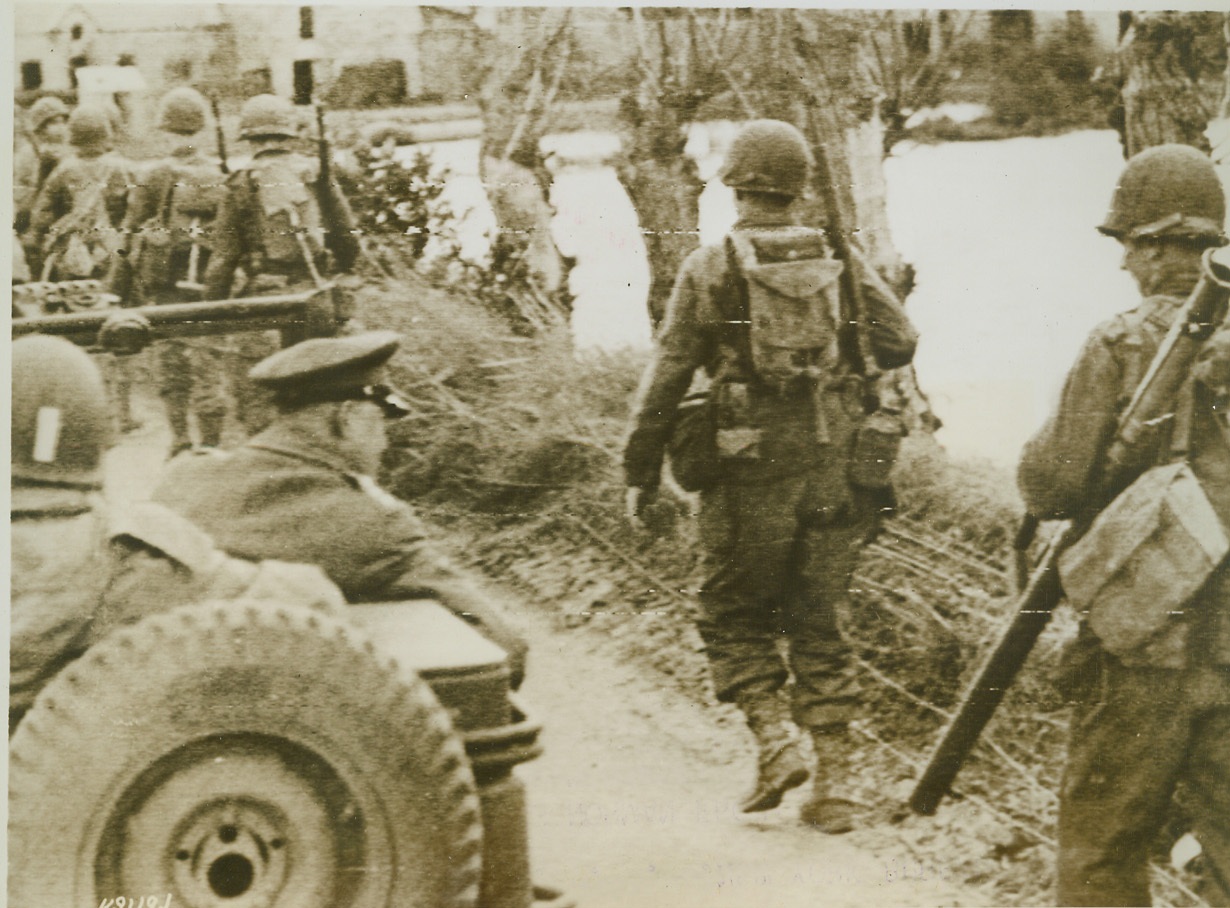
{"left": 624, "top": 122, "right": 1230, "bottom": 906}
{"left": 10, "top": 85, "right": 1230, "bottom": 906}
{"left": 13, "top": 87, "right": 359, "bottom": 449}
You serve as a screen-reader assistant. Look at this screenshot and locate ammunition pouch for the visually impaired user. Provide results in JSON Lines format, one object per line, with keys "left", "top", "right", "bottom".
{"left": 666, "top": 392, "right": 719, "bottom": 493}
{"left": 1059, "top": 461, "right": 1229, "bottom": 659}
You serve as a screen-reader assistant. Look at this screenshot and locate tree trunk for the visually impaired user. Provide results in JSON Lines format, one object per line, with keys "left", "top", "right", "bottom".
{"left": 474, "top": 8, "right": 575, "bottom": 326}
{"left": 1117, "top": 12, "right": 1224, "bottom": 157}
{"left": 614, "top": 10, "right": 706, "bottom": 329}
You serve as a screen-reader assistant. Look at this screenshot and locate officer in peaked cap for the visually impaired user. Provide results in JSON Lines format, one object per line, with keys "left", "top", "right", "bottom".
{"left": 249, "top": 330, "right": 411, "bottom": 416}
{"left": 154, "top": 332, "right": 529, "bottom": 686}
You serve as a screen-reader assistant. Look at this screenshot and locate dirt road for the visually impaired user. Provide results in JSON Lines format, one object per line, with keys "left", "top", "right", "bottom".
{"left": 517, "top": 609, "right": 980, "bottom": 908}
{"left": 107, "top": 395, "right": 984, "bottom": 908}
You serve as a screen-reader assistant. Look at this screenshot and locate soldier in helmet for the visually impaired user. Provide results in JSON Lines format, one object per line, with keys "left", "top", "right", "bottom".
{"left": 110, "top": 87, "right": 229, "bottom": 455}
{"left": 1019, "top": 144, "right": 1230, "bottom": 905}
{"left": 152, "top": 331, "right": 529, "bottom": 687}
{"left": 203, "top": 93, "right": 360, "bottom": 437}
{"left": 622, "top": 120, "right": 917, "bottom": 831}
{"left": 14, "top": 95, "right": 71, "bottom": 270}
{"left": 10, "top": 334, "right": 344, "bottom": 732}
{"left": 29, "top": 105, "right": 131, "bottom": 281}
{"left": 29, "top": 105, "right": 139, "bottom": 431}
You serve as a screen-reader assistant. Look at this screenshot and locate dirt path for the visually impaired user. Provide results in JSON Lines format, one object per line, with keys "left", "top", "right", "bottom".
{"left": 108, "top": 392, "right": 985, "bottom": 908}
{"left": 516, "top": 607, "right": 979, "bottom": 908}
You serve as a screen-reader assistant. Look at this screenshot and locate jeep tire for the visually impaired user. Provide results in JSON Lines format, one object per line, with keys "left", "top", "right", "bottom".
{"left": 9, "top": 599, "right": 483, "bottom": 908}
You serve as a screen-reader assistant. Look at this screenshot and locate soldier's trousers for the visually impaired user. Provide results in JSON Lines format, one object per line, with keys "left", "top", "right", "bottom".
{"left": 228, "top": 332, "right": 280, "bottom": 437}
{"left": 696, "top": 470, "right": 878, "bottom": 730}
{"left": 1058, "top": 656, "right": 1230, "bottom": 906}
{"left": 159, "top": 339, "right": 229, "bottom": 446}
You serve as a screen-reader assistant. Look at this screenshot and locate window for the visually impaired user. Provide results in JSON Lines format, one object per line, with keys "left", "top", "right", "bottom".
{"left": 299, "top": 7, "right": 314, "bottom": 39}
{"left": 70, "top": 23, "right": 84, "bottom": 40}
{"left": 293, "top": 59, "right": 313, "bottom": 106}
{"left": 21, "top": 61, "right": 43, "bottom": 91}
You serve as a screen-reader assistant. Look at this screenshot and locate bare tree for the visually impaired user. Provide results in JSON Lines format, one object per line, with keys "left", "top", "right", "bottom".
{"left": 1116, "top": 11, "right": 1226, "bottom": 156}
{"left": 472, "top": 8, "right": 575, "bottom": 327}
{"left": 612, "top": 9, "right": 719, "bottom": 329}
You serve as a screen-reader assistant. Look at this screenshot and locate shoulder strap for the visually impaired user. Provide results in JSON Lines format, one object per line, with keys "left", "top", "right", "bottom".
{"left": 720, "top": 234, "right": 754, "bottom": 381}
{"left": 158, "top": 164, "right": 180, "bottom": 223}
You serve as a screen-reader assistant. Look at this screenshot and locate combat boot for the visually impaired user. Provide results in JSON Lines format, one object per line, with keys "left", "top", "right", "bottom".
{"left": 800, "top": 726, "right": 863, "bottom": 834}
{"left": 736, "top": 689, "right": 809, "bottom": 813}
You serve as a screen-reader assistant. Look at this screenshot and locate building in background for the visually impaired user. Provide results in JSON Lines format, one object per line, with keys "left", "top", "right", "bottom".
{"left": 13, "top": 3, "right": 487, "bottom": 110}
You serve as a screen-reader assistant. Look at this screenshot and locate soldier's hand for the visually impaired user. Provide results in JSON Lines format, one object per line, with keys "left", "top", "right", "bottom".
{"left": 625, "top": 486, "right": 657, "bottom": 532}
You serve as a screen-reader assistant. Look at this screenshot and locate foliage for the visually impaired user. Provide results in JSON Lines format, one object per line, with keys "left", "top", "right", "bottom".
{"left": 339, "top": 144, "right": 452, "bottom": 262}
{"left": 930, "top": 13, "right": 1115, "bottom": 140}
{"left": 330, "top": 125, "right": 570, "bottom": 332}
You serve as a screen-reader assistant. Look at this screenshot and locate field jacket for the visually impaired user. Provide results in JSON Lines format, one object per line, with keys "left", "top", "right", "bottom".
{"left": 624, "top": 211, "right": 917, "bottom": 490}
{"left": 1019, "top": 268, "right": 1230, "bottom": 666}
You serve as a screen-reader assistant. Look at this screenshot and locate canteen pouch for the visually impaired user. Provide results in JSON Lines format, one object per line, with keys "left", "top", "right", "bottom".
{"left": 848, "top": 408, "right": 906, "bottom": 490}
{"left": 713, "top": 381, "right": 763, "bottom": 461}
{"left": 1059, "top": 461, "right": 1230, "bottom": 658}
{"left": 667, "top": 392, "right": 719, "bottom": 492}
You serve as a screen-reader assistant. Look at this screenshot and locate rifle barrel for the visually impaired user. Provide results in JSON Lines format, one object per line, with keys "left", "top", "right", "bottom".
{"left": 12, "top": 288, "right": 341, "bottom": 349}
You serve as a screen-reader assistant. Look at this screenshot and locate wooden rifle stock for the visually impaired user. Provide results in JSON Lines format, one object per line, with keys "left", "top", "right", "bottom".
{"left": 811, "top": 138, "right": 880, "bottom": 398}
{"left": 908, "top": 244, "right": 1230, "bottom": 816}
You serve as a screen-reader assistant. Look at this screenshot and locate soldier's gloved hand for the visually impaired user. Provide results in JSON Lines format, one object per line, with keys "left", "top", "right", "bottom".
{"left": 625, "top": 486, "right": 658, "bottom": 532}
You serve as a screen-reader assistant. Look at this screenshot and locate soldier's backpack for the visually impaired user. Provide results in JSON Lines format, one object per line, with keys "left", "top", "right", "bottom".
{"left": 43, "top": 164, "right": 125, "bottom": 281}
{"left": 136, "top": 160, "right": 225, "bottom": 292}
{"left": 726, "top": 227, "right": 846, "bottom": 394}
{"left": 246, "top": 155, "right": 327, "bottom": 278}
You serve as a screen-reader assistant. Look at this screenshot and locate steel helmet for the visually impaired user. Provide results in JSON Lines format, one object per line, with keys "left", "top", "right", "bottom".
{"left": 720, "top": 119, "right": 813, "bottom": 199}
{"left": 68, "top": 105, "right": 112, "bottom": 151}
{"left": 28, "top": 96, "right": 70, "bottom": 133}
{"left": 12, "top": 335, "right": 113, "bottom": 489}
{"left": 157, "top": 86, "right": 209, "bottom": 135}
{"left": 1099, "top": 144, "right": 1227, "bottom": 243}
{"left": 239, "top": 93, "right": 298, "bottom": 140}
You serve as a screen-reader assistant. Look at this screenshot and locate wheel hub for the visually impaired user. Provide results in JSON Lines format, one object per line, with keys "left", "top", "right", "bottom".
{"left": 169, "top": 798, "right": 291, "bottom": 906}
{"left": 99, "top": 737, "right": 358, "bottom": 908}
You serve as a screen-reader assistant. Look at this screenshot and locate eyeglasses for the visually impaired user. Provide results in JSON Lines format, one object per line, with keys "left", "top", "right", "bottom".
{"left": 359, "top": 384, "right": 413, "bottom": 420}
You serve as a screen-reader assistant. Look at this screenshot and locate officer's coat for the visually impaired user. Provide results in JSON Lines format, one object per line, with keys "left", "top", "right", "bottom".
{"left": 153, "top": 419, "right": 528, "bottom": 680}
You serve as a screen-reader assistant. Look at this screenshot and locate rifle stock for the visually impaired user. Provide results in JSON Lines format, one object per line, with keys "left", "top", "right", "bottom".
{"left": 811, "top": 138, "right": 880, "bottom": 396}
{"left": 908, "top": 243, "right": 1230, "bottom": 816}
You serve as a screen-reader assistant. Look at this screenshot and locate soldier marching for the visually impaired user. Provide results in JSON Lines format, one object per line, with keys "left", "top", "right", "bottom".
{"left": 10, "top": 59, "right": 1230, "bottom": 908}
